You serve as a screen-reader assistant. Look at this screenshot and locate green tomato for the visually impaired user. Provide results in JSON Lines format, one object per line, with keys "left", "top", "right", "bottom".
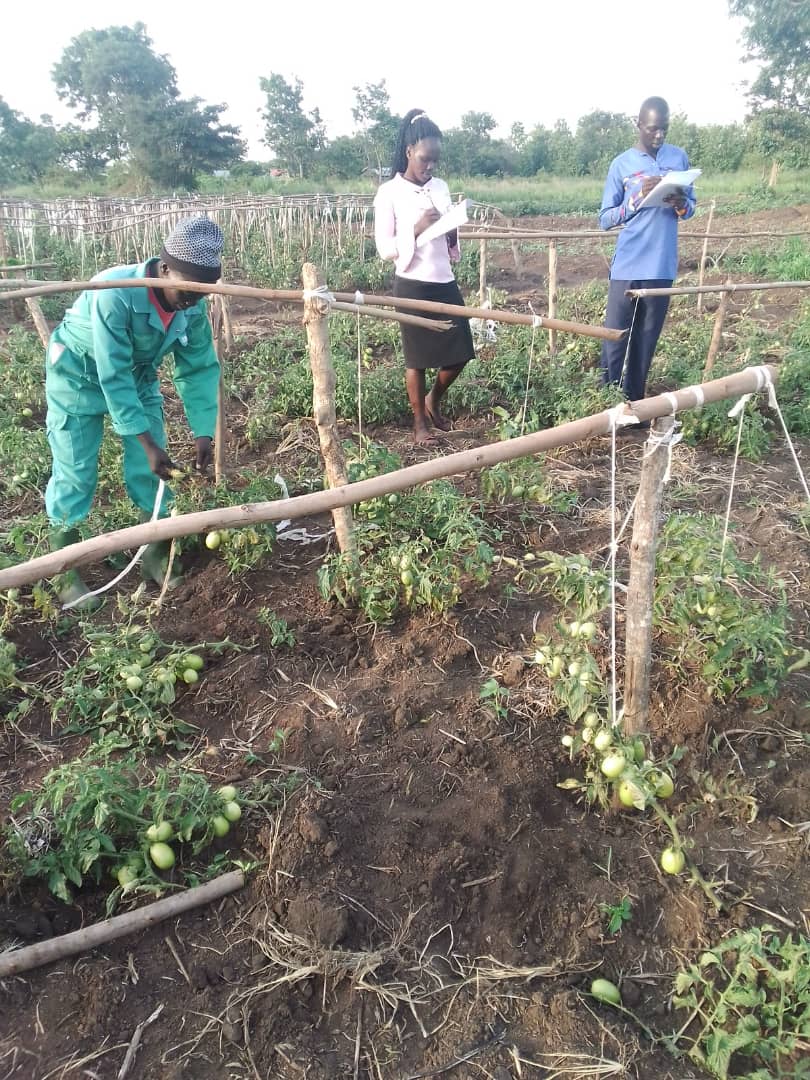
{"left": 146, "top": 821, "right": 174, "bottom": 843}
{"left": 583, "top": 711, "right": 600, "bottom": 729}
{"left": 660, "top": 846, "right": 685, "bottom": 875}
{"left": 618, "top": 780, "right": 644, "bottom": 809}
{"left": 21, "top": 407, "right": 33, "bottom": 418}
{"left": 579, "top": 621, "right": 597, "bottom": 640}
{"left": 184, "top": 654, "right": 204, "bottom": 671}
{"left": 117, "top": 865, "right": 140, "bottom": 888}
{"left": 211, "top": 815, "right": 230, "bottom": 837}
{"left": 400, "top": 570, "right": 414, "bottom": 587}
{"left": 654, "top": 772, "right": 675, "bottom": 799}
{"left": 567, "top": 661, "right": 581, "bottom": 677}
{"left": 218, "top": 785, "right": 238, "bottom": 801}
{"left": 149, "top": 842, "right": 176, "bottom": 870}
{"left": 222, "top": 801, "right": 242, "bottom": 822}
{"left": 561, "top": 734, "right": 574, "bottom": 749}
{"left": 205, "top": 531, "right": 222, "bottom": 551}
{"left": 125, "top": 675, "right": 143, "bottom": 693}
{"left": 593, "top": 729, "right": 613, "bottom": 752}
{"left": 511, "top": 484, "right": 525, "bottom": 498}
{"left": 549, "top": 656, "right": 564, "bottom": 678}
{"left": 632, "top": 737, "right": 646, "bottom": 763}
{"left": 591, "top": 978, "right": 621, "bottom": 1005}
{"left": 600, "top": 753, "right": 626, "bottom": 779}
{"left": 569, "top": 621, "right": 581, "bottom": 638}
{"left": 182, "top": 668, "right": 199, "bottom": 685}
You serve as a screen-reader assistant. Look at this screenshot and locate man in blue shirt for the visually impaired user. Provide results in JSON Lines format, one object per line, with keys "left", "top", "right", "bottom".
{"left": 599, "top": 97, "right": 696, "bottom": 406}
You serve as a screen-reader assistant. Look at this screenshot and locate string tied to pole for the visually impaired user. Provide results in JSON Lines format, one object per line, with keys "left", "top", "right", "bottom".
{"left": 302, "top": 284, "right": 335, "bottom": 307}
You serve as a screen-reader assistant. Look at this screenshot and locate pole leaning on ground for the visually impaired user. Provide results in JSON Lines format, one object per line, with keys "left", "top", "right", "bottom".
{"left": 0, "top": 365, "right": 778, "bottom": 592}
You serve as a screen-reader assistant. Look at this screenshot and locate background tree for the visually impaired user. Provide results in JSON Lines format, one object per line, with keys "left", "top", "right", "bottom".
{"left": 53, "top": 23, "right": 243, "bottom": 189}
{"left": 574, "top": 110, "right": 634, "bottom": 176}
{"left": 0, "top": 99, "right": 61, "bottom": 186}
{"left": 730, "top": 0, "right": 809, "bottom": 114}
{"left": 260, "top": 74, "right": 323, "bottom": 178}
{"left": 352, "top": 81, "right": 398, "bottom": 174}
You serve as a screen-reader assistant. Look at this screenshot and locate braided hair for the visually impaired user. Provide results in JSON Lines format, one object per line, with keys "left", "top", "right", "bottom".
{"left": 390, "top": 109, "right": 443, "bottom": 176}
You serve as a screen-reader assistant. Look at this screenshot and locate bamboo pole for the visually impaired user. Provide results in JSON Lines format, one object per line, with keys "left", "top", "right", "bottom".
{"left": 25, "top": 298, "right": 50, "bottom": 348}
{"left": 302, "top": 263, "right": 355, "bottom": 558}
{"left": 220, "top": 292, "right": 234, "bottom": 353}
{"left": 623, "top": 416, "right": 677, "bottom": 734}
{"left": 0, "top": 278, "right": 624, "bottom": 343}
{"left": 547, "top": 240, "right": 558, "bottom": 356}
{"left": 627, "top": 281, "right": 810, "bottom": 298}
{"left": 703, "top": 279, "right": 732, "bottom": 377}
{"left": 0, "top": 870, "right": 245, "bottom": 978}
{"left": 696, "top": 199, "right": 716, "bottom": 314}
{"left": 0, "top": 261, "right": 57, "bottom": 272}
{"left": 0, "top": 365, "right": 777, "bottom": 591}
{"left": 459, "top": 229, "right": 810, "bottom": 241}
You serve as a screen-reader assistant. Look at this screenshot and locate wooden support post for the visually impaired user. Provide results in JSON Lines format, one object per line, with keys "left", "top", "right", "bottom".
{"left": 703, "top": 278, "right": 731, "bottom": 377}
{"left": 220, "top": 292, "right": 234, "bottom": 353}
{"left": 696, "top": 199, "right": 716, "bottom": 313}
{"left": 623, "top": 416, "right": 677, "bottom": 734}
{"left": 209, "top": 296, "right": 227, "bottom": 483}
{"left": 548, "top": 240, "right": 558, "bottom": 355}
{"left": 302, "top": 263, "right": 355, "bottom": 557}
{"left": 25, "top": 298, "right": 50, "bottom": 348}
{"left": 479, "top": 238, "right": 487, "bottom": 307}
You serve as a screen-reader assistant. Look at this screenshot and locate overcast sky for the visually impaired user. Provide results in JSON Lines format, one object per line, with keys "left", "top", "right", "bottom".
{"left": 4, "top": 0, "right": 756, "bottom": 159}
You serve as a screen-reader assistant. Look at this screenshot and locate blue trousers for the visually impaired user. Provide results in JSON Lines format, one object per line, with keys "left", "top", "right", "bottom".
{"left": 600, "top": 279, "right": 671, "bottom": 402}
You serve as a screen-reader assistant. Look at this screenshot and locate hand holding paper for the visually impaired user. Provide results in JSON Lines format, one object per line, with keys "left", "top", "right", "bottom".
{"left": 637, "top": 169, "right": 701, "bottom": 210}
{"left": 416, "top": 199, "right": 469, "bottom": 248}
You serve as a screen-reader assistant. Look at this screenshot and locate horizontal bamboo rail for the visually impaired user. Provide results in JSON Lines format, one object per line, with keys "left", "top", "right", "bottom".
{"left": 459, "top": 228, "right": 810, "bottom": 241}
{"left": 0, "top": 870, "right": 245, "bottom": 978}
{"left": 0, "top": 365, "right": 777, "bottom": 591}
{"left": 0, "top": 261, "right": 56, "bottom": 273}
{"left": 627, "top": 281, "right": 810, "bottom": 298}
{"left": 0, "top": 277, "right": 623, "bottom": 342}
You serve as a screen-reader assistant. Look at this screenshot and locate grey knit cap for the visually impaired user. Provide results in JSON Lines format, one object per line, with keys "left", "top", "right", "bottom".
{"left": 161, "top": 217, "right": 223, "bottom": 282}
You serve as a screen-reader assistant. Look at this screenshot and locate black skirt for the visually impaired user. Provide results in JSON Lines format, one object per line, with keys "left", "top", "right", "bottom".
{"left": 393, "top": 276, "right": 475, "bottom": 371}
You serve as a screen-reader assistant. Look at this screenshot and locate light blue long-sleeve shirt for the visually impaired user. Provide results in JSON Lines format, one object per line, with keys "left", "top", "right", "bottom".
{"left": 599, "top": 143, "right": 696, "bottom": 280}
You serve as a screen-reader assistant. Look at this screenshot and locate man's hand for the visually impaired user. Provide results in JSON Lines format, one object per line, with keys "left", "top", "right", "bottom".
{"left": 641, "top": 176, "right": 661, "bottom": 197}
{"left": 195, "top": 436, "right": 213, "bottom": 474}
{"left": 414, "top": 208, "right": 441, "bottom": 237}
{"left": 137, "top": 431, "right": 181, "bottom": 481}
{"left": 664, "top": 187, "right": 687, "bottom": 210}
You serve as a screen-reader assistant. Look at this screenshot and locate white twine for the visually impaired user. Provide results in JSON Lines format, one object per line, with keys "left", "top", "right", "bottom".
{"left": 642, "top": 420, "right": 683, "bottom": 483}
{"left": 63, "top": 479, "right": 167, "bottom": 610}
{"left": 720, "top": 395, "right": 748, "bottom": 571}
{"left": 520, "top": 305, "right": 539, "bottom": 436}
{"left": 618, "top": 298, "right": 640, "bottom": 393}
{"left": 605, "top": 405, "right": 638, "bottom": 726}
{"left": 353, "top": 291, "right": 366, "bottom": 305}
{"left": 684, "top": 384, "right": 705, "bottom": 407}
{"left": 752, "top": 365, "right": 810, "bottom": 500}
{"left": 662, "top": 391, "right": 679, "bottom": 415}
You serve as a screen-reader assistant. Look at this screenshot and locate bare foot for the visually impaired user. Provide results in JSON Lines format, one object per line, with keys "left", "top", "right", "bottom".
{"left": 413, "top": 420, "right": 439, "bottom": 445}
{"left": 425, "top": 393, "right": 452, "bottom": 431}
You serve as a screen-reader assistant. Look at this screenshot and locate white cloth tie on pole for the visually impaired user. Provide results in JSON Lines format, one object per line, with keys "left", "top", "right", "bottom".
{"left": 302, "top": 285, "right": 335, "bottom": 305}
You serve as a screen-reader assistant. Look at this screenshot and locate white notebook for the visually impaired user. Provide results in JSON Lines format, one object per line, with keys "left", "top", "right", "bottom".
{"left": 637, "top": 169, "right": 701, "bottom": 209}
{"left": 416, "top": 199, "right": 469, "bottom": 247}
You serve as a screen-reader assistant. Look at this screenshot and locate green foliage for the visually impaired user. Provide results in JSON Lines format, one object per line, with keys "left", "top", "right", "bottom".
{"left": 5, "top": 752, "right": 233, "bottom": 907}
{"left": 0, "top": 329, "right": 50, "bottom": 498}
{"left": 260, "top": 73, "right": 325, "bottom": 179}
{"left": 256, "top": 608, "right": 295, "bottom": 647}
{"left": 51, "top": 603, "right": 236, "bottom": 745}
{"left": 654, "top": 514, "right": 794, "bottom": 700}
{"left": 479, "top": 677, "right": 509, "bottom": 721}
{"left": 480, "top": 458, "right": 577, "bottom": 514}
{"left": 319, "top": 442, "right": 493, "bottom": 623}
{"left": 779, "top": 302, "right": 810, "bottom": 435}
{"left": 730, "top": 0, "right": 810, "bottom": 115}
{"left": 673, "top": 926, "right": 810, "bottom": 1079}
{"left": 600, "top": 896, "right": 632, "bottom": 935}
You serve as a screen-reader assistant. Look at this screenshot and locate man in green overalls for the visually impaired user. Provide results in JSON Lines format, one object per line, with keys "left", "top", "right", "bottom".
{"left": 45, "top": 216, "right": 224, "bottom": 608}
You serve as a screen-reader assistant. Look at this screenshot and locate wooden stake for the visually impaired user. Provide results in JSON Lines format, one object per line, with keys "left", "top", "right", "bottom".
{"left": 703, "top": 278, "right": 731, "bottom": 377}
{"left": 623, "top": 416, "right": 677, "bottom": 733}
{"left": 547, "top": 240, "right": 558, "bottom": 356}
{"left": 209, "top": 296, "right": 227, "bottom": 482}
{"left": 0, "top": 365, "right": 777, "bottom": 591}
{"left": 696, "top": 199, "right": 716, "bottom": 314}
{"left": 0, "top": 870, "right": 245, "bottom": 978}
{"left": 25, "top": 298, "right": 50, "bottom": 348}
{"left": 479, "top": 238, "right": 487, "bottom": 307}
{"left": 220, "top": 292, "right": 234, "bottom": 353}
{"left": 302, "top": 263, "right": 355, "bottom": 558}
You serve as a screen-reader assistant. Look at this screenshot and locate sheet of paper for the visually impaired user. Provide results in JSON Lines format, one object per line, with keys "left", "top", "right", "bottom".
{"left": 637, "top": 169, "right": 701, "bottom": 209}
{"left": 416, "top": 199, "right": 469, "bottom": 247}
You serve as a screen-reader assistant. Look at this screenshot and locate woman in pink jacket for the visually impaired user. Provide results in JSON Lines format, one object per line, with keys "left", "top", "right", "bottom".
{"left": 374, "top": 109, "right": 475, "bottom": 445}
